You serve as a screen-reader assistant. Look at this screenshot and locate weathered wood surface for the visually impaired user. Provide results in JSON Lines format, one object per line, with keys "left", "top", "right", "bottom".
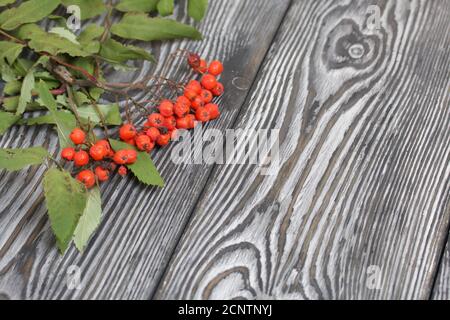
{"left": 432, "top": 236, "right": 450, "bottom": 300}
{"left": 156, "top": 0, "right": 450, "bottom": 300}
{"left": 0, "top": 0, "right": 291, "bottom": 299}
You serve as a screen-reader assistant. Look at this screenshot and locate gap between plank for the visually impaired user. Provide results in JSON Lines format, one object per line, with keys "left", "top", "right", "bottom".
{"left": 428, "top": 203, "right": 450, "bottom": 299}
{"left": 149, "top": 0, "right": 295, "bottom": 299}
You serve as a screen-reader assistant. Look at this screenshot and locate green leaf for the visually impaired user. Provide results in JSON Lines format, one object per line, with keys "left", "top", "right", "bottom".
{"left": 99, "top": 38, "right": 155, "bottom": 64}
{"left": 3, "top": 79, "right": 22, "bottom": 95}
{"left": 0, "top": 0, "right": 60, "bottom": 31}
{"left": 11, "top": 58, "right": 33, "bottom": 77}
{"left": 16, "top": 69, "right": 35, "bottom": 115}
{"left": 2, "top": 96, "right": 45, "bottom": 112}
{"left": 61, "top": 0, "right": 106, "bottom": 20}
{"left": 73, "top": 186, "right": 102, "bottom": 251}
{"left": 43, "top": 168, "right": 88, "bottom": 253}
{"left": 115, "top": 0, "right": 159, "bottom": 13}
{"left": 109, "top": 139, "right": 164, "bottom": 187}
{"left": 77, "top": 24, "right": 104, "bottom": 54}
{"left": 188, "top": 0, "right": 208, "bottom": 22}
{"left": 36, "top": 81, "right": 76, "bottom": 147}
{"left": 157, "top": 0, "right": 174, "bottom": 16}
{"left": 77, "top": 24, "right": 104, "bottom": 43}
{"left": 0, "top": 0, "right": 16, "bottom": 7}
{"left": 0, "top": 147, "right": 49, "bottom": 171}
{"left": 1, "top": 96, "right": 19, "bottom": 110}
{"left": 49, "top": 27, "right": 79, "bottom": 44}
{"left": 78, "top": 104, "right": 123, "bottom": 126}
{"left": 111, "top": 13, "right": 202, "bottom": 41}
{"left": 0, "top": 111, "right": 20, "bottom": 135}
{"left": 16, "top": 24, "right": 90, "bottom": 57}
{"left": 22, "top": 104, "right": 122, "bottom": 127}
{"left": 1, "top": 63, "right": 19, "bottom": 81}
{"left": 0, "top": 41, "right": 24, "bottom": 65}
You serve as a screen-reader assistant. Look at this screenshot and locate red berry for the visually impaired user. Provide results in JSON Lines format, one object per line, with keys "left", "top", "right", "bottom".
{"left": 186, "top": 80, "right": 202, "bottom": 94}
{"left": 147, "top": 113, "right": 165, "bottom": 128}
{"left": 69, "top": 128, "right": 86, "bottom": 145}
{"left": 74, "top": 150, "right": 89, "bottom": 167}
{"left": 156, "top": 132, "right": 171, "bottom": 146}
{"left": 61, "top": 147, "right": 75, "bottom": 161}
{"left": 159, "top": 99, "right": 174, "bottom": 117}
{"left": 95, "top": 166, "right": 109, "bottom": 182}
{"left": 89, "top": 144, "right": 106, "bottom": 161}
{"left": 109, "top": 162, "right": 117, "bottom": 171}
{"left": 146, "top": 127, "right": 161, "bottom": 141}
{"left": 119, "top": 124, "right": 137, "bottom": 141}
{"left": 198, "top": 59, "right": 207, "bottom": 73}
{"left": 201, "top": 74, "right": 217, "bottom": 90}
{"left": 174, "top": 102, "right": 190, "bottom": 118}
{"left": 208, "top": 60, "right": 224, "bottom": 76}
{"left": 176, "top": 117, "right": 190, "bottom": 129}
{"left": 77, "top": 170, "right": 96, "bottom": 188}
{"left": 96, "top": 140, "right": 111, "bottom": 154}
{"left": 125, "top": 149, "right": 138, "bottom": 164}
{"left": 205, "top": 103, "right": 220, "bottom": 120}
{"left": 184, "top": 88, "right": 198, "bottom": 101}
{"left": 187, "top": 52, "right": 201, "bottom": 69}
{"left": 200, "top": 89, "right": 213, "bottom": 103}
{"left": 176, "top": 96, "right": 191, "bottom": 108}
{"left": 118, "top": 166, "right": 127, "bottom": 176}
{"left": 195, "top": 107, "right": 210, "bottom": 122}
{"left": 186, "top": 114, "right": 196, "bottom": 129}
{"left": 113, "top": 150, "right": 129, "bottom": 165}
{"left": 124, "top": 138, "right": 136, "bottom": 146}
{"left": 212, "top": 82, "right": 224, "bottom": 96}
{"left": 163, "top": 116, "right": 177, "bottom": 131}
{"left": 136, "top": 135, "right": 154, "bottom": 152}
{"left": 191, "top": 96, "right": 205, "bottom": 110}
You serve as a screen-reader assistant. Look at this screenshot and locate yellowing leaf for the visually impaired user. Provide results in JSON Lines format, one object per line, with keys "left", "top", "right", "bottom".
{"left": 43, "top": 168, "right": 87, "bottom": 253}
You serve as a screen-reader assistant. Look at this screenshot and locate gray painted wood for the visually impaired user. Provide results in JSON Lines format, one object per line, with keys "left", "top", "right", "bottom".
{"left": 156, "top": 0, "right": 450, "bottom": 300}
{"left": 0, "top": 0, "right": 291, "bottom": 299}
{"left": 432, "top": 236, "right": 450, "bottom": 300}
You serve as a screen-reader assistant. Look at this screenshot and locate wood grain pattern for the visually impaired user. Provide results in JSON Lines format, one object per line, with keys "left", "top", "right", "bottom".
{"left": 0, "top": 0, "right": 291, "bottom": 299}
{"left": 432, "top": 236, "right": 450, "bottom": 300}
{"left": 156, "top": 0, "right": 450, "bottom": 300}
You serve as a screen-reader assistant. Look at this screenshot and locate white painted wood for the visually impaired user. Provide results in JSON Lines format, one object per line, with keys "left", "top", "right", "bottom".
{"left": 156, "top": 0, "right": 450, "bottom": 300}
{"left": 0, "top": 0, "right": 291, "bottom": 299}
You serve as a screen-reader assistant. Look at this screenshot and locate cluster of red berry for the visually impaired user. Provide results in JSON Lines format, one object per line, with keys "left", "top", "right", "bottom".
{"left": 59, "top": 54, "right": 224, "bottom": 189}
{"left": 117, "top": 55, "right": 224, "bottom": 151}
{"left": 61, "top": 128, "right": 137, "bottom": 188}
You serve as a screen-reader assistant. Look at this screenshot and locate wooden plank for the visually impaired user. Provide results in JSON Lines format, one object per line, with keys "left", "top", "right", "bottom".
{"left": 156, "top": 0, "right": 450, "bottom": 299}
{"left": 0, "top": 0, "right": 291, "bottom": 299}
{"left": 432, "top": 237, "right": 450, "bottom": 300}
